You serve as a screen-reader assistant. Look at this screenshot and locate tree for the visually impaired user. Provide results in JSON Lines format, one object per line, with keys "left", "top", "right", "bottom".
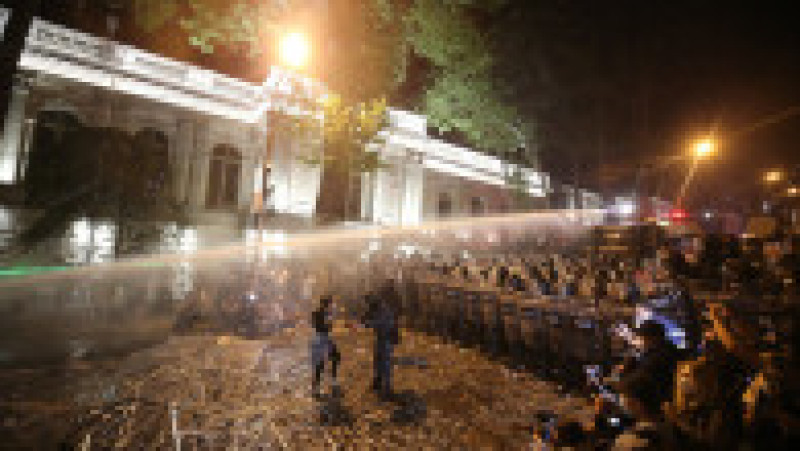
{"left": 307, "top": 95, "right": 389, "bottom": 222}
{"left": 134, "top": 0, "right": 526, "bottom": 151}
{"left": 163, "top": 0, "right": 529, "bottom": 220}
{"left": 4, "top": 0, "right": 530, "bottom": 154}
{"left": 135, "top": 0, "right": 398, "bottom": 223}
{"left": 401, "top": 0, "right": 523, "bottom": 153}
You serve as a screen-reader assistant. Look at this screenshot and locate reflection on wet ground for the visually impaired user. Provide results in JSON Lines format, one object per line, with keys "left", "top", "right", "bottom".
{"left": 0, "top": 324, "right": 592, "bottom": 448}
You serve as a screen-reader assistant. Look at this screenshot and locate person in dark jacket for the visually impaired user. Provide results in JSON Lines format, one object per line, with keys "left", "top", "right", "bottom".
{"left": 610, "top": 320, "right": 682, "bottom": 449}
{"left": 311, "top": 295, "right": 340, "bottom": 398}
{"left": 363, "top": 286, "right": 400, "bottom": 400}
{"left": 615, "top": 320, "right": 681, "bottom": 417}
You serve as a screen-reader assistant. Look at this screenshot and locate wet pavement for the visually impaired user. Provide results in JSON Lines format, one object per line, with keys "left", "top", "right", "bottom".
{"left": 1, "top": 324, "right": 593, "bottom": 449}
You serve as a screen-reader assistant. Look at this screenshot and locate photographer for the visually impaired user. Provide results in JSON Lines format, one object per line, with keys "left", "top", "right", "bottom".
{"left": 608, "top": 320, "right": 681, "bottom": 449}
{"left": 616, "top": 321, "right": 681, "bottom": 405}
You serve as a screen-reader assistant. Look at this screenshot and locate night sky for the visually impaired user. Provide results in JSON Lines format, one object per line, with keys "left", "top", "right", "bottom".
{"left": 493, "top": 0, "right": 800, "bottom": 208}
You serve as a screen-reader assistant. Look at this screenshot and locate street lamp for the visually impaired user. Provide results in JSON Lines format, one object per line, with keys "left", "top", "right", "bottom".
{"left": 692, "top": 138, "right": 716, "bottom": 160}
{"left": 252, "top": 31, "right": 312, "bottom": 236}
{"left": 674, "top": 135, "right": 717, "bottom": 207}
{"left": 279, "top": 32, "right": 310, "bottom": 70}
{"left": 763, "top": 169, "right": 785, "bottom": 184}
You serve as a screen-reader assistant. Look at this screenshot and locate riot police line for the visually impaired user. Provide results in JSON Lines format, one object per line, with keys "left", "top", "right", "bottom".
{"left": 389, "top": 268, "right": 637, "bottom": 390}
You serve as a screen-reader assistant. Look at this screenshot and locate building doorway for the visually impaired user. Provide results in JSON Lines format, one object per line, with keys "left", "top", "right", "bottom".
{"left": 206, "top": 144, "right": 241, "bottom": 209}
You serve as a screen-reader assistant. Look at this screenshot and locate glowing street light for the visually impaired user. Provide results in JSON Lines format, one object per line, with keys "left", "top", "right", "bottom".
{"left": 675, "top": 136, "right": 717, "bottom": 205}
{"left": 278, "top": 32, "right": 310, "bottom": 69}
{"left": 787, "top": 186, "right": 799, "bottom": 197}
{"left": 763, "top": 169, "right": 785, "bottom": 184}
{"left": 692, "top": 138, "right": 715, "bottom": 159}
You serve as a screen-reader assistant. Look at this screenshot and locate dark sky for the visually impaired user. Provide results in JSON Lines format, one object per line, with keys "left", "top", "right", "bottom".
{"left": 492, "top": 0, "right": 800, "bottom": 208}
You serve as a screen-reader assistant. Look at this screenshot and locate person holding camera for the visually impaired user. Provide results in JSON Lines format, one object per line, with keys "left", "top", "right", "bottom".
{"left": 607, "top": 320, "right": 681, "bottom": 449}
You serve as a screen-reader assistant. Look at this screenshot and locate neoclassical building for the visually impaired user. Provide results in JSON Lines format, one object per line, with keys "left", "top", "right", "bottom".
{"left": 0, "top": 9, "right": 554, "bottom": 264}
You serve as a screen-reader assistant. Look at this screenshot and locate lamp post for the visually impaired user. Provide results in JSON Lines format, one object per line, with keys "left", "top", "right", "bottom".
{"left": 692, "top": 138, "right": 715, "bottom": 160}
{"left": 256, "top": 31, "right": 311, "bottom": 232}
{"left": 763, "top": 169, "right": 785, "bottom": 185}
{"left": 278, "top": 32, "right": 311, "bottom": 71}
{"left": 675, "top": 135, "right": 717, "bottom": 207}
{"left": 632, "top": 135, "right": 716, "bottom": 223}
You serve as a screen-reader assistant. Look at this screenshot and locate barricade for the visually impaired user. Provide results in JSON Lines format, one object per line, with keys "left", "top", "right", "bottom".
{"left": 568, "top": 305, "right": 599, "bottom": 377}
{"left": 405, "top": 271, "right": 638, "bottom": 379}
{"left": 444, "top": 286, "right": 464, "bottom": 342}
{"left": 429, "top": 283, "right": 447, "bottom": 337}
{"left": 413, "top": 279, "right": 433, "bottom": 333}
{"left": 478, "top": 289, "right": 501, "bottom": 355}
{"left": 519, "top": 299, "right": 550, "bottom": 371}
{"left": 499, "top": 294, "right": 524, "bottom": 360}
{"left": 542, "top": 303, "right": 566, "bottom": 376}
{"left": 463, "top": 289, "right": 484, "bottom": 346}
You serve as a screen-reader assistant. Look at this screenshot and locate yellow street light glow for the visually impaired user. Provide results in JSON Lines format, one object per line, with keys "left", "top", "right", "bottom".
{"left": 788, "top": 187, "right": 799, "bottom": 197}
{"left": 693, "top": 138, "right": 715, "bottom": 159}
{"left": 764, "top": 170, "right": 785, "bottom": 183}
{"left": 279, "top": 32, "right": 310, "bottom": 69}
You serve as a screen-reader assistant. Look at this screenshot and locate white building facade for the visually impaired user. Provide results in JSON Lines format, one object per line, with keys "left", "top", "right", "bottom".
{"left": 0, "top": 9, "right": 552, "bottom": 262}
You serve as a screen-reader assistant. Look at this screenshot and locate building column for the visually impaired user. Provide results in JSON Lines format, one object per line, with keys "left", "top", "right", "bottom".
{"left": 190, "top": 118, "right": 210, "bottom": 209}
{"left": 1, "top": 78, "right": 29, "bottom": 184}
{"left": 174, "top": 117, "right": 195, "bottom": 205}
{"left": 400, "top": 151, "right": 424, "bottom": 226}
{"left": 373, "top": 150, "right": 404, "bottom": 225}
{"left": 239, "top": 153, "right": 256, "bottom": 212}
{"left": 14, "top": 117, "right": 35, "bottom": 183}
{"left": 269, "top": 132, "right": 290, "bottom": 215}
{"left": 360, "top": 171, "right": 374, "bottom": 222}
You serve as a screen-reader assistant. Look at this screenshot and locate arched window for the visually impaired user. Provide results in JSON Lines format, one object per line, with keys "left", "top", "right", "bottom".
{"left": 207, "top": 144, "right": 241, "bottom": 208}
{"left": 471, "top": 196, "right": 485, "bottom": 216}
{"left": 438, "top": 192, "right": 453, "bottom": 217}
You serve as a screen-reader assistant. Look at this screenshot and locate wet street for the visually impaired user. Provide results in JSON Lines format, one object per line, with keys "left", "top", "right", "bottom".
{"left": 1, "top": 324, "right": 593, "bottom": 449}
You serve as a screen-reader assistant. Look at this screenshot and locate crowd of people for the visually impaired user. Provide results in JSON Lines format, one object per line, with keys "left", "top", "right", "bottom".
{"left": 174, "top": 228, "right": 798, "bottom": 449}
{"left": 399, "top": 233, "right": 798, "bottom": 449}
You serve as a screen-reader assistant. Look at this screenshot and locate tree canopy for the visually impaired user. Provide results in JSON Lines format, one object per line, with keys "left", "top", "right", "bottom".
{"left": 402, "top": 0, "right": 523, "bottom": 153}
{"left": 129, "top": 0, "right": 528, "bottom": 156}
{"left": 126, "top": 0, "right": 531, "bottom": 223}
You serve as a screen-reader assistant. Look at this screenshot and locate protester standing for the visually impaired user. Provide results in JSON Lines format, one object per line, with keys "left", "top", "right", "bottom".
{"left": 311, "top": 295, "right": 341, "bottom": 398}
{"left": 363, "top": 286, "right": 400, "bottom": 401}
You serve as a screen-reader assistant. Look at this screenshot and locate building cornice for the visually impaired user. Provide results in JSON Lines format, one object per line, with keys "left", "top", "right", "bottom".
{"left": 2, "top": 8, "right": 321, "bottom": 123}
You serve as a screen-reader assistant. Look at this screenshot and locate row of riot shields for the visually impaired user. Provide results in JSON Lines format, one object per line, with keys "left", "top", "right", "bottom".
{"left": 399, "top": 274, "right": 635, "bottom": 388}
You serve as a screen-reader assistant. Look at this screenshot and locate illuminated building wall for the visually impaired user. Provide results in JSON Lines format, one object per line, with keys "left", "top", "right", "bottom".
{"left": 0, "top": 10, "right": 562, "bottom": 262}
